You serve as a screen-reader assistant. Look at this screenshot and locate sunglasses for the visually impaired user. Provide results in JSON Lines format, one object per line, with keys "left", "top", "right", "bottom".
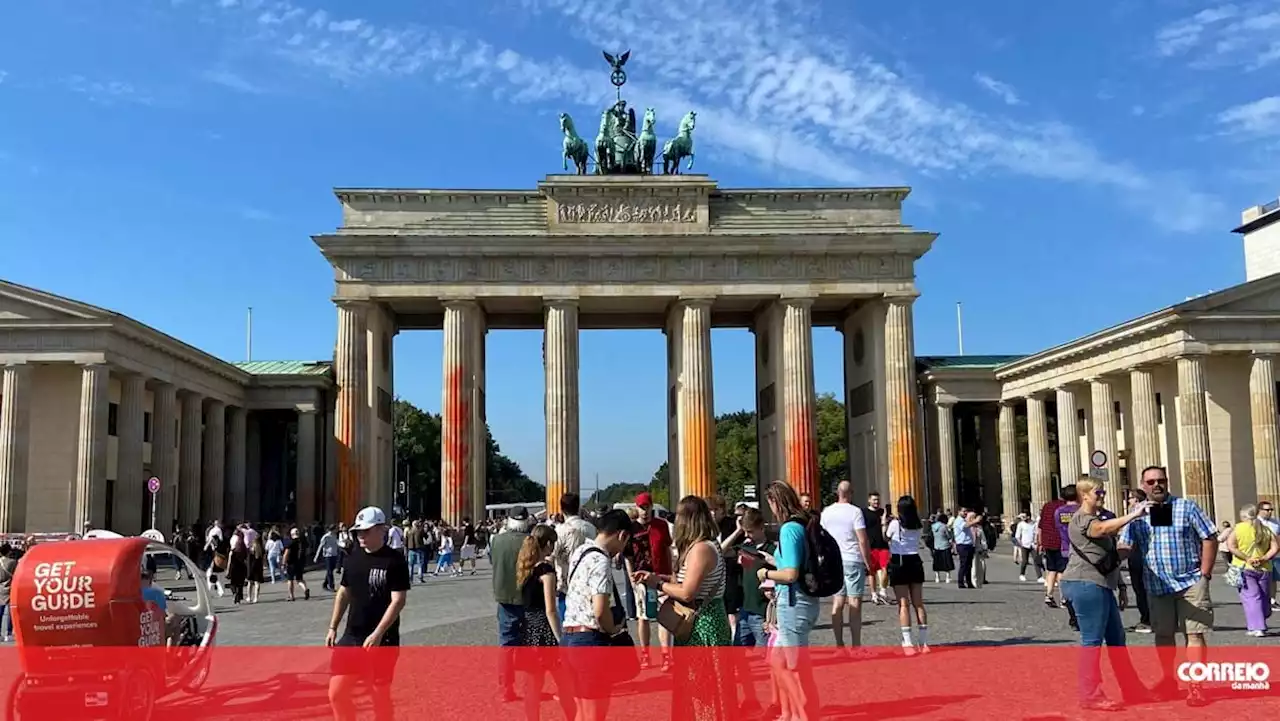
{"left": 1141, "top": 477, "right": 1168, "bottom": 486}
{"left": 1262, "top": 507, "right": 1274, "bottom": 512}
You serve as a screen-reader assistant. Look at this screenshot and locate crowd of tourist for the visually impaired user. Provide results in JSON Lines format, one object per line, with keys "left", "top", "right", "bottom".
{"left": 478, "top": 481, "right": 947, "bottom": 721}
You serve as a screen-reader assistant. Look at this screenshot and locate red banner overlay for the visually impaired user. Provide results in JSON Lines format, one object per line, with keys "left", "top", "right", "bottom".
{"left": 2, "top": 646, "right": 1279, "bottom": 719}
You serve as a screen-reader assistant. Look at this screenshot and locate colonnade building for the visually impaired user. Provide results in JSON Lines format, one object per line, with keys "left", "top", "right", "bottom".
{"left": 1, "top": 178, "right": 1279, "bottom": 533}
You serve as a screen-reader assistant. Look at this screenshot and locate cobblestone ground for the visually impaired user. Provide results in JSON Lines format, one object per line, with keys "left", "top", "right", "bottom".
{"left": 182, "top": 548, "right": 1268, "bottom": 648}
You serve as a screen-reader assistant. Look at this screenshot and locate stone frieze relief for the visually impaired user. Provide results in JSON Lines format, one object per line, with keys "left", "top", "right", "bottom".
{"left": 554, "top": 199, "right": 697, "bottom": 224}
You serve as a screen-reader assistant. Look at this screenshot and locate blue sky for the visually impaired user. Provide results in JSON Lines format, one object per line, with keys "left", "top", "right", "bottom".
{"left": 3, "top": 0, "right": 1278, "bottom": 488}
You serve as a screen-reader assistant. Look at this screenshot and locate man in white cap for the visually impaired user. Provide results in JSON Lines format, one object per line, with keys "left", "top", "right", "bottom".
{"left": 326, "top": 506, "right": 410, "bottom": 721}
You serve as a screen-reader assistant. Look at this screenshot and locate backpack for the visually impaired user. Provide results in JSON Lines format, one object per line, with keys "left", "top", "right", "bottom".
{"left": 982, "top": 520, "right": 998, "bottom": 551}
{"left": 793, "top": 515, "right": 844, "bottom": 598}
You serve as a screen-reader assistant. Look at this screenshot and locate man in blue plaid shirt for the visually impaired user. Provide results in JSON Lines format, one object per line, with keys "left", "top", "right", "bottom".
{"left": 1119, "top": 465, "right": 1217, "bottom": 706}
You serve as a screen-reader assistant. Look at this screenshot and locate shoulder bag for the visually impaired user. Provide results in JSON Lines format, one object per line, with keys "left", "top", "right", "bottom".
{"left": 568, "top": 547, "right": 639, "bottom": 682}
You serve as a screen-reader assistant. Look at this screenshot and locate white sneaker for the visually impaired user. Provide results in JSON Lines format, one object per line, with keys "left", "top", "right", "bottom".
{"left": 1019, "top": 575, "right": 1027, "bottom": 582}
{"left": 901, "top": 644, "right": 916, "bottom": 656}
{"left": 1247, "top": 630, "right": 1266, "bottom": 638}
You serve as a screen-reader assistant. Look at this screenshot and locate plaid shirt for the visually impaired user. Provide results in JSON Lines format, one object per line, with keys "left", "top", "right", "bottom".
{"left": 1119, "top": 496, "right": 1215, "bottom": 596}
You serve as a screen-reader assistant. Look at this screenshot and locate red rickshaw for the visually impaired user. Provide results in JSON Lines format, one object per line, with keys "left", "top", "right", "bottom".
{"left": 7, "top": 537, "right": 216, "bottom": 720}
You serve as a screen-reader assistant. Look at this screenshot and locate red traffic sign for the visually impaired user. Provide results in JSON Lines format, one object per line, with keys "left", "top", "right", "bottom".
{"left": 1089, "top": 450, "right": 1107, "bottom": 469}
{"left": 147, "top": 476, "right": 161, "bottom": 494}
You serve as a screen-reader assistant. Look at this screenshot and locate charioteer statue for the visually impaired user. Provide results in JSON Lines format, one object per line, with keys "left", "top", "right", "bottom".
{"left": 557, "top": 50, "right": 696, "bottom": 176}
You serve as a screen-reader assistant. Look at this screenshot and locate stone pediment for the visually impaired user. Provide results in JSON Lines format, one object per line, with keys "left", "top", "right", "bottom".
{"left": 0, "top": 280, "right": 114, "bottom": 322}
{"left": 1183, "top": 276, "right": 1280, "bottom": 314}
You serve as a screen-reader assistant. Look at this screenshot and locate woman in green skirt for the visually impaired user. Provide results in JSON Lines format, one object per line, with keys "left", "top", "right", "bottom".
{"left": 634, "top": 495, "right": 734, "bottom": 721}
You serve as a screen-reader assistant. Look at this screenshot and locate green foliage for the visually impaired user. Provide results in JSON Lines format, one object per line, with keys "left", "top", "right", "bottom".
{"left": 643, "top": 392, "right": 850, "bottom": 504}
{"left": 392, "top": 398, "right": 542, "bottom": 518}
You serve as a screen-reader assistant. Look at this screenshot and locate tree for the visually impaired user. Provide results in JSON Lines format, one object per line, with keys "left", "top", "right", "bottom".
{"left": 392, "top": 398, "right": 541, "bottom": 518}
{"left": 649, "top": 392, "right": 850, "bottom": 505}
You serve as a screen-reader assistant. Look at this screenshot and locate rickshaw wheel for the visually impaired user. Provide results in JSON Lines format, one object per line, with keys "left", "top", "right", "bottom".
{"left": 119, "top": 669, "right": 156, "bottom": 721}
{"left": 184, "top": 657, "right": 209, "bottom": 692}
{"left": 4, "top": 674, "right": 22, "bottom": 721}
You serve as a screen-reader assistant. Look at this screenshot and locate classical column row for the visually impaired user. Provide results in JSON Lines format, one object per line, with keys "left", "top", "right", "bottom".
{"left": 989, "top": 354, "right": 1240, "bottom": 518}
{"left": 324, "top": 293, "right": 926, "bottom": 521}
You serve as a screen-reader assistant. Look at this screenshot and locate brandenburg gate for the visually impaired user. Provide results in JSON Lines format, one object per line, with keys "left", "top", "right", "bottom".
{"left": 314, "top": 51, "right": 936, "bottom": 525}
{"left": 315, "top": 174, "right": 938, "bottom": 524}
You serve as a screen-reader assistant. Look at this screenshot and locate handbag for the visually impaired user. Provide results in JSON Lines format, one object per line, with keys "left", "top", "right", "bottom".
{"left": 657, "top": 596, "right": 700, "bottom": 643}
{"left": 1224, "top": 564, "right": 1245, "bottom": 590}
{"left": 212, "top": 553, "right": 228, "bottom": 572}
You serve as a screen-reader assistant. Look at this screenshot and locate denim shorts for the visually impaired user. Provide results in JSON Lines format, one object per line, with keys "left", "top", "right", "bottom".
{"left": 837, "top": 561, "right": 867, "bottom": 598}
{"left": 772, "top": 590, "right": 819, "bottom": 670}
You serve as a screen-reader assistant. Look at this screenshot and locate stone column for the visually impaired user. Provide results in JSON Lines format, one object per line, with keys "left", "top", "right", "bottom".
{"left": 884, "top": 297, "right": 923, "bottom": 502}
{"left": 441, "top": 300, "right": 478, "bottom": 526}
{"left": 201, "top": 400, "right": 226, "bottom": 524}
{"left": 998, "top": 400, "right": 1020, "bottom": 521}
{"left": 677, "top": 299, "right": 716, "bottom": 499}
{"left": 1177, "top": 354, "right": 1214, "bottom": 512}
{"left": 178, "top": 391, "right": 203, "bottom": 528}
{"left": 1089, "top": 377, "right": 1121, "bottom": 500}
{"left": 1027, "top": 394, "right": 1052, "bottom": 509}
{"left": 544, "top": 299, "right": 580, "bottom": 515}
{"left": 1129, "top": 366, "right": 1161, "bottom": 471}
{"left": 935, "top": 402, "right": 957, "bottom": 512}
{"left": 0, "top": 363, "right": 33, "bottom": 533}
{"left": 334, "top": 301, "right": 369, "bottom": 526}
{"left": 978, "top": 409, "right": 1001, "bottom": 513}
{"left": 1250, "top": 354, "right": 1280, "bottom": 502}
{"left": 74, "top": 363, "right": 110, "bottom": 532}
{"left": 225, "top": 406, "right": 247, "bottom": 522}
{"left": 296, "top": 408, "right": 317, "bottom": 525}
{"left": 780, "top": 298, "right": 818, "bottom": 500}
{"left": 113, "top": 373, "right": 147, "bottom": 534}
{"left": 246, "top": 414, "right": 261, "bottom": 523}
{"left": 150, "top": 382, "right": 177, "bottom": 532}
{"left": 472, "top": 320, "right": 488, "bottom": 524}
{"left": 1055, "top": 386, "right": 1079, "bottom": 485}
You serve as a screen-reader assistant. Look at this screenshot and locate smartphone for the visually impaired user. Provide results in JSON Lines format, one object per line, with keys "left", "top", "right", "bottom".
{"left": 1150, "top": 503, "right": 1174, "bottom": 527}
{"left": 738, "top": 547, "right": 775, "bottom": 568}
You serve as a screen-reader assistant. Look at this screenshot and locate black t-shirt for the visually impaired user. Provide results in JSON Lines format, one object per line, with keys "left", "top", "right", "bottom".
{"left": 864, "top": 507, "right": 889, "bottom": 550}
{"left": 286, "top": 537, "right": 309, "bottom": 567}
{"left": 462, "top": 523, "right": 477, "bottom": 546}
{"left": 341, "top": 545, "right": 411, "bottom": 644}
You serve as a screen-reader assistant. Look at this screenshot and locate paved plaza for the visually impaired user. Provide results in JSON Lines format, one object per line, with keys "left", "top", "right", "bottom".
{"left": 184, "top": 549, "right": 1270, "bottom": 648}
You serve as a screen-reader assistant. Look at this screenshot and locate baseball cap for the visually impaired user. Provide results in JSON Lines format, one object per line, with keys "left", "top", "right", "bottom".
{"left": 635, "top": 492, "right": 653, "bottom": 508}
{"left": 351, "top": 506, "right": 387, "bottom": 531}
{"left": 508, "top": 506, "right": 529, "bottom": 521}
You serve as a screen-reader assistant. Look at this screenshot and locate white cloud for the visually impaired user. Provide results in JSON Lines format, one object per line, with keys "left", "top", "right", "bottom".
{"left": 63, "top": 75, "right": 152, "bottom": 105}
{"left": 973, "top": 73, "right": 1021, "bottom": 105}
{"left": 191, "top": 0, "right": 1221, "bottom": 231}
{"left": 0, "top": 70, "right": 7, "bottom": 84}
{"left": 1156, "top": 3, "right": 1280, "bottom": 70}
{"left": 1218, "top": 96, "right": 1280, "bottom": 137}
{"left": 203, "top": 68, "right": 265, "bottom": 94}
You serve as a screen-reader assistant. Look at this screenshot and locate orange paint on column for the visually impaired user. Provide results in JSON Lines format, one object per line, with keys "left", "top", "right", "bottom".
{"left": 680, "top": 401, "right": 713, "bottom": 499}
{"left": 441, "top": 366, "right": 471, "bottom": 524}
{"left": 785, "top": 405, "right": 818, "bottom": 501}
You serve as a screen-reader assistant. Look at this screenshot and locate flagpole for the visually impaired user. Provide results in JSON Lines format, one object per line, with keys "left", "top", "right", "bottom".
{"left": 956, "top": 302, "right": 965, "bottom": 355}
{"left": 246, "top": 307, "right": 254, "bottom": 361}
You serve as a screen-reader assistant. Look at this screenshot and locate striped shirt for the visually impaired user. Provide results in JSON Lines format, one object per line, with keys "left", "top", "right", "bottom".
{"left": 676, "top": 540, "right": 726, "bottom": 601}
